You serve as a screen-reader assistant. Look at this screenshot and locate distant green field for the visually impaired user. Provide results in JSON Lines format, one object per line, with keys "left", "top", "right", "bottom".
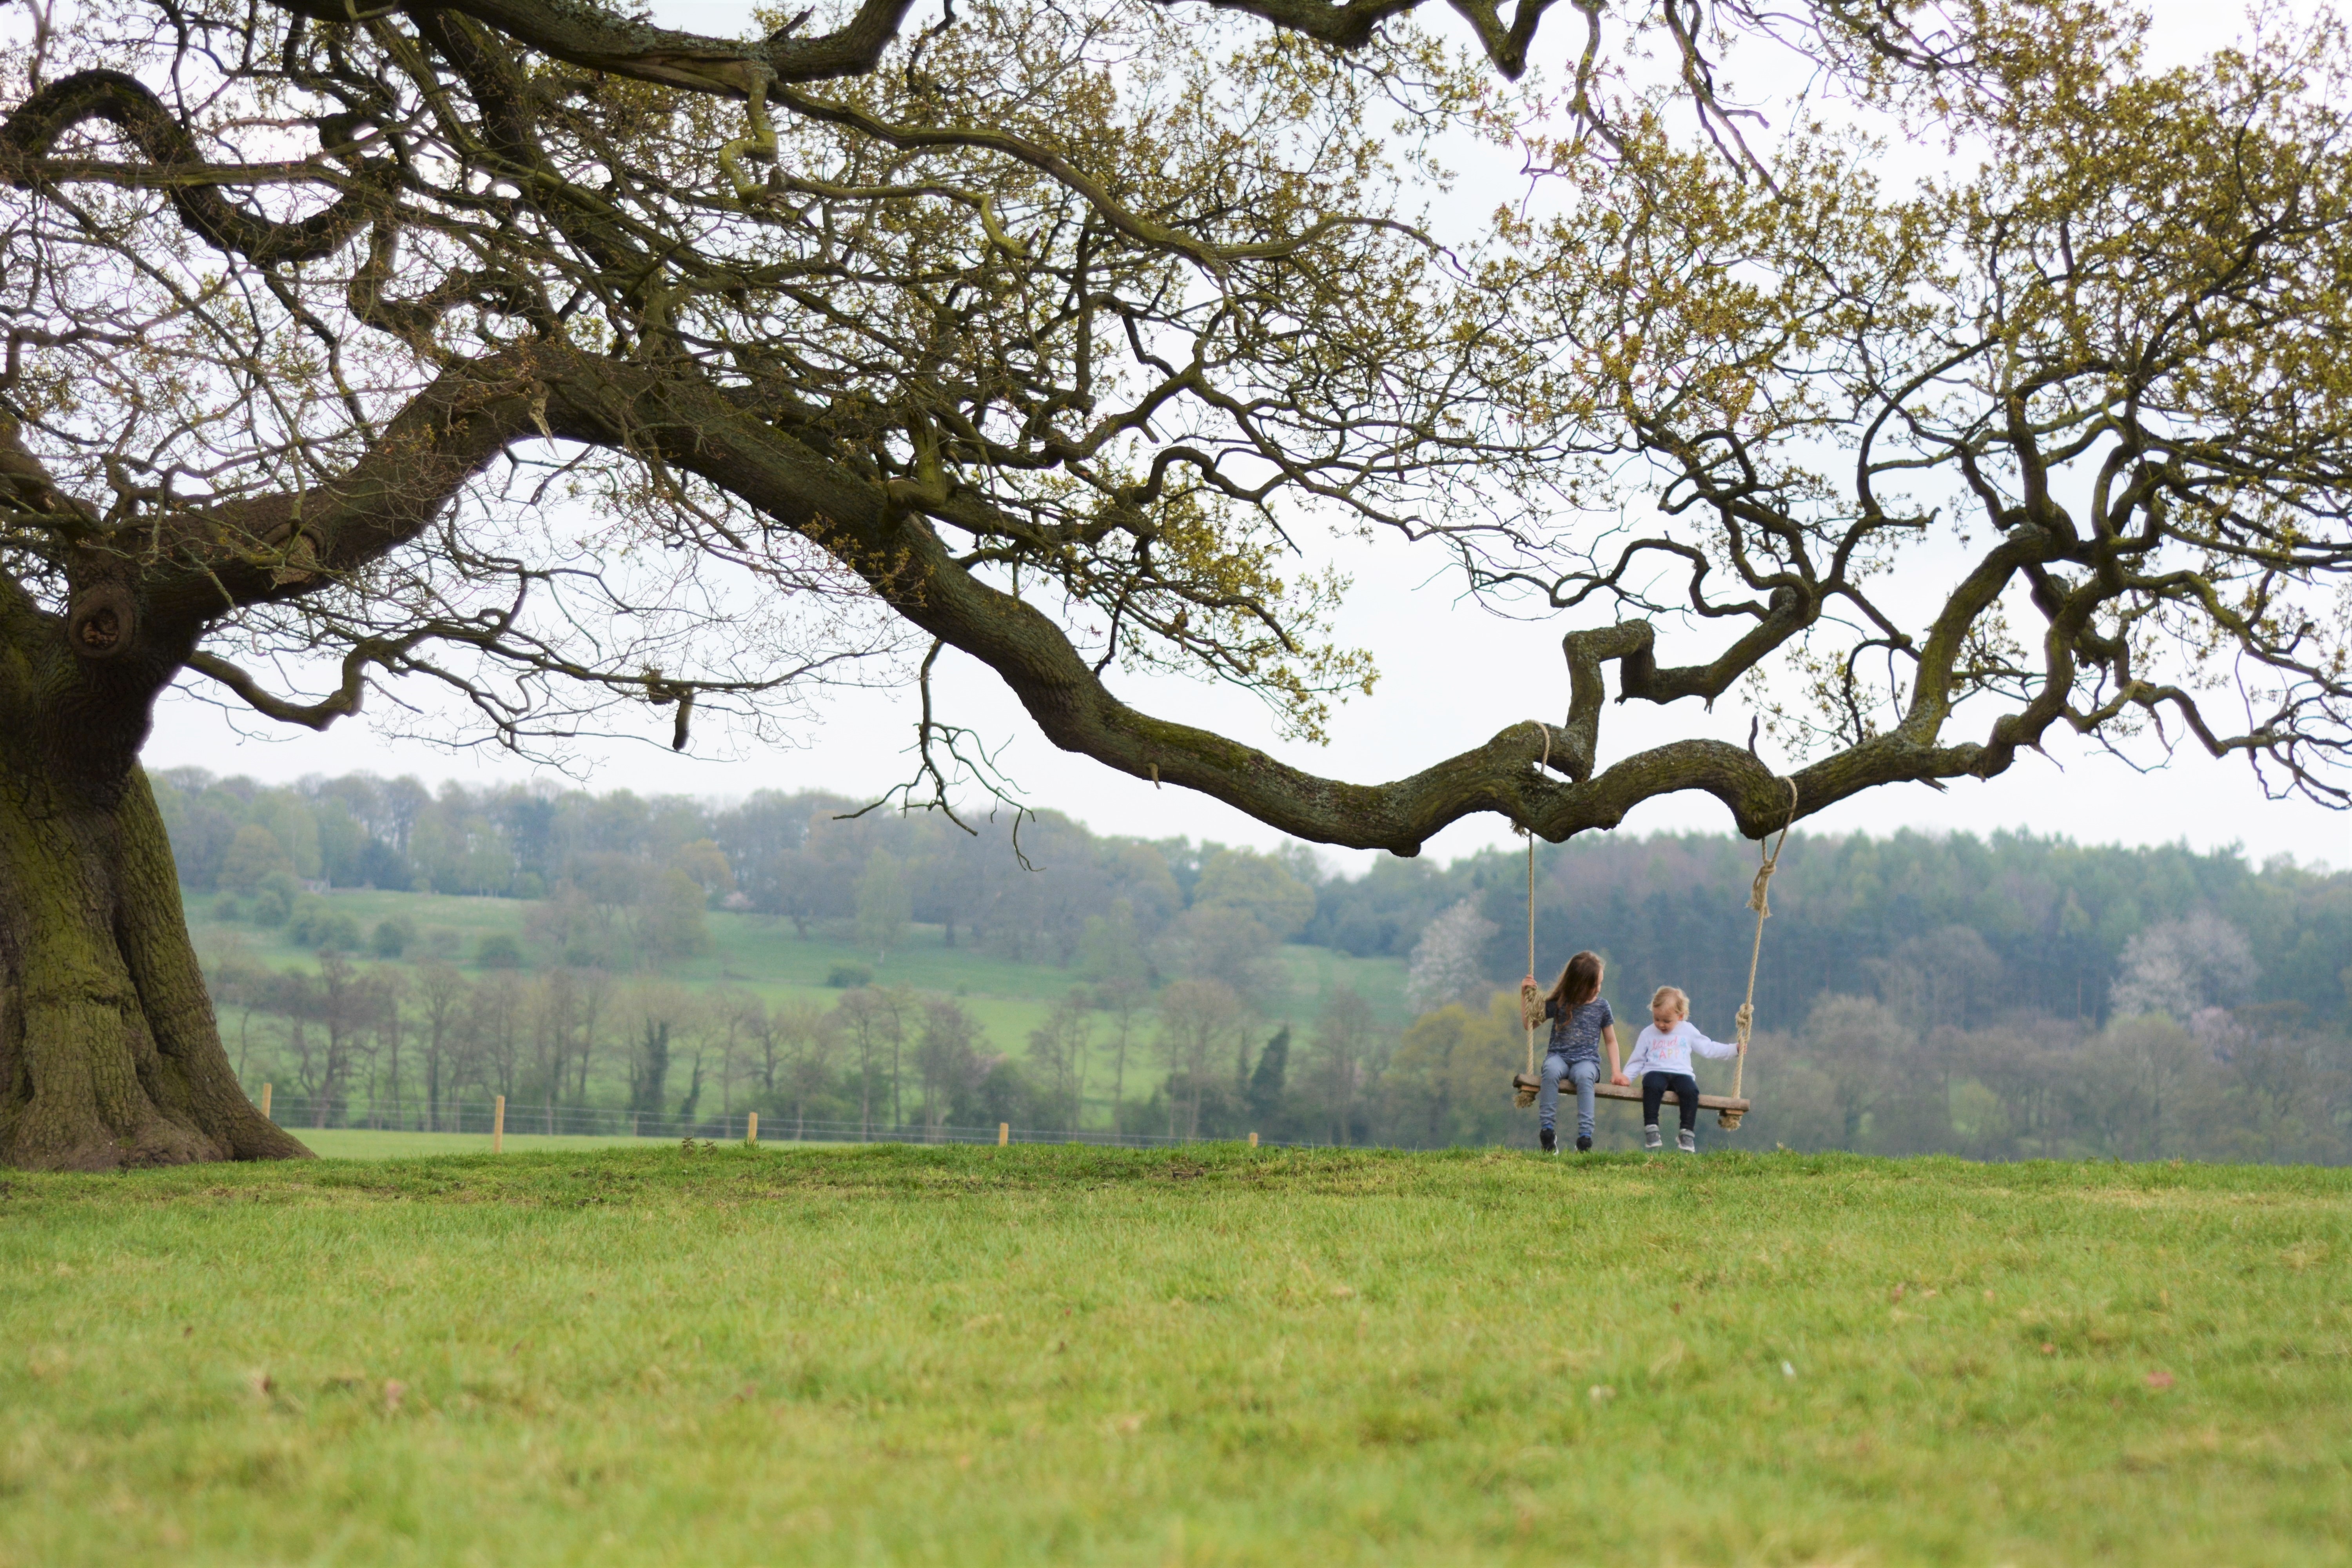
{"left": 187, "top": 889, "right": 1411, "bottom": 1127}
{"left": 5, "top": 1147, "right": 2347, "bottom": 1566}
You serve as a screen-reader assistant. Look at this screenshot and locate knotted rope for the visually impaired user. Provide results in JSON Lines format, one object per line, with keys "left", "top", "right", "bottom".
{"left": 1720, "top": 778, "right": 1800, "bottom": 1130}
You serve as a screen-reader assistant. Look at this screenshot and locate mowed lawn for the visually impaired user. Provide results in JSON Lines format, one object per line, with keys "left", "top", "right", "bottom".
{"left": 2, "top": 1148, "right": 2347, "bottom": 1566}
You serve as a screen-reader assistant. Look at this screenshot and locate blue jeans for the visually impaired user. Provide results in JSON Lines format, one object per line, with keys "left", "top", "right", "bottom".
{"left": 1541, "top": 1053, "right": 1597, "bottom": 1140}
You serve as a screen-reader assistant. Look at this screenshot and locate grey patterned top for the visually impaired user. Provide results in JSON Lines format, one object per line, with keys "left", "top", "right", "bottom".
{"left": 1541, "top": 996, "right": 1615, "bottom": 1064}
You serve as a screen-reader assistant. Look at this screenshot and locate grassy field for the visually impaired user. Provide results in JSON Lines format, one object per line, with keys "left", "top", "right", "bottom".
{"left": 5, "top": 1146, "right": 2348, "bottom": 1566}
{"left": 297, "top": 1130, "right": 648, "bottom": 1157}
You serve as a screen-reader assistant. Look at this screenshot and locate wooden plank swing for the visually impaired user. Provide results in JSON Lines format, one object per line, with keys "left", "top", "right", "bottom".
{"left": 1511, "top": 766, "right": 1798, "bottom": 1132}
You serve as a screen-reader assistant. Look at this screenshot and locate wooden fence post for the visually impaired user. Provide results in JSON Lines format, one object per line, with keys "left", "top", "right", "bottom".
{"left": 1249, "top": 1131, "right": 1258, "bottom": 1149}
{"left": 260, "top": 1083, "right": 272, "bottom": 1122}
{"left": 493, "top": 1094, "right": 505, "bottom": 1154}
{"left": 998, "top": 1122, "right": 1009, "bottom": 1147}
{"left": 747, "top": 1111, "right": 759, "bottom": 1145}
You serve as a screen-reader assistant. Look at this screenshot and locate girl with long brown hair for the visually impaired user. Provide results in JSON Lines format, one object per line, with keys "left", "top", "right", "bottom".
{"left": 1518, "top": 949, "right": 1622, "bottom": 1152}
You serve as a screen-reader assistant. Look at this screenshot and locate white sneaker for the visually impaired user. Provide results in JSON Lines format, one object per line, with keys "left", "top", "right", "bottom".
{"left": 1642, "top": 1124, "right": 1662, "bottom": 1151}
{"left": 1677, "top": 1128, "right": 1697, "bottom": 1154}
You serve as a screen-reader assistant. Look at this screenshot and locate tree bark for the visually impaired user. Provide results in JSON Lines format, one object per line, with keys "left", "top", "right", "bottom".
{"left": 0, "top": 759, "right": 310, "bottom": 1170}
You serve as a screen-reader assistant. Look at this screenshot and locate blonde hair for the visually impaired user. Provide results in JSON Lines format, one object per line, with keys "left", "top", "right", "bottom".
{"left": 1650, "top": 985, "right": 1690, "bottom": 1018}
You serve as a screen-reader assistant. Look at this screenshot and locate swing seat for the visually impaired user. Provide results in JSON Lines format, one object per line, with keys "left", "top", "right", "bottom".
{"left": 1513, "top": 1073, "right": 1751, "bottom": 1128}
{"left": 1511, "top": 1072, "right": 1749, "bottom": 1114}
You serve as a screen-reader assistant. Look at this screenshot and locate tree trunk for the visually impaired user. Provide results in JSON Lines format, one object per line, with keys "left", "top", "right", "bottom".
{"left": 0, "top": 762, "right": 310, "bottom": 1170}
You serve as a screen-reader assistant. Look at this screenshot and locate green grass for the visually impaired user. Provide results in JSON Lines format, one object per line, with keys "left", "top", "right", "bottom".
{"left": 6, "top": 1148, "right": 2347, "bottom": 1566}
{"left": 292, "top": 1130, "right": 873, "bottom": 1157}
{"left": 296, "top": 1129, "right": 652, "bottom": 1157}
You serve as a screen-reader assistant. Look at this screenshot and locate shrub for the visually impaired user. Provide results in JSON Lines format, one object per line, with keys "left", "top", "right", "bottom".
{"left": 476, "top": 933, "right": 524, "bottom": 969}
{"left": 826, "top": 963, "right": 873, "bottom": 989}
{"left": 284, "top": 897, "right": 323, "bottom": 942}
{"left": 211, "top": 893, "right": 242, "bottom": 922}
{"left": 250, "top": 873, "right": 298, "bottom": 927}
{"left": 371, "top": 916, "right": 416, "bottom": 959}
{"left": 289, "top": 900, "right": 364, "bottom": 952}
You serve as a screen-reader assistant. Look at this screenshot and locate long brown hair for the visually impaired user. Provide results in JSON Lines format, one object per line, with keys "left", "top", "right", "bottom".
{"left": 1546, "top": 951, "right": 1604, "bottom": 1015}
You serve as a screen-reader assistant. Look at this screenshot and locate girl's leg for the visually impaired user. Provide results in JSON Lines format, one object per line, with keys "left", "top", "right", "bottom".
{"left": 1539, "top": 1052, "right": 1567, "bottom": 1133}
{"left": 1641, "top": 1071, "right": 1668, "bottom": 1127}
{"left": 1570, "top": 1058, "right": 1599, "bottom": 1143}
{"left": 1671, "top": 1074, "right": 1702, "bottom": 1131}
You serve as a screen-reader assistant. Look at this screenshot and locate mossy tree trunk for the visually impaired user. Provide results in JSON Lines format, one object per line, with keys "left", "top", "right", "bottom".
{"left": 0, "top": 577, "right": 309, "bottom": 1171}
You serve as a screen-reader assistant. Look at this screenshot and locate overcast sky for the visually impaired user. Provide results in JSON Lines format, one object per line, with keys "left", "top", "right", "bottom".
{"left": 142, "top": 0, "right": 2350, "bottom": 876}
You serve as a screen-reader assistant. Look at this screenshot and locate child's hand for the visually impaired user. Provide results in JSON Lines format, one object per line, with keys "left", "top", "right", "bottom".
{"left": 1611, "top": 1073, "right": 1629, "bottom": 1087}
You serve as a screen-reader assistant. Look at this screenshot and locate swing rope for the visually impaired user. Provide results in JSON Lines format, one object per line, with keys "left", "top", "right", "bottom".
{"left": 1719, "top": 778, "right": 1800, "bottom": 1130}
{"left": 1521, "top": 825, "right": 1537, "bottom": 1089}
{"left": 1513, "top": 724, "right": 1550, "bottom": 1109}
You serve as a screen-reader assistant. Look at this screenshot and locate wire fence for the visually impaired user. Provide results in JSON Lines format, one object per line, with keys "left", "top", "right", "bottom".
{"left": 254, "top": 1091, "right": 1339, "bottom": 1150}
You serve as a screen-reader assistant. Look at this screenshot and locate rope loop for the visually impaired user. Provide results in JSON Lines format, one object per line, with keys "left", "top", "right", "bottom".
{"left": 1747, "top": 777, "right": 1798, "bottom": 916}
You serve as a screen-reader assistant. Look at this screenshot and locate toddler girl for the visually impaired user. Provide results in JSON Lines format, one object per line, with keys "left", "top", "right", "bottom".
{"left": 1617, "top": 985, "right": 1737, "bottom": 1152}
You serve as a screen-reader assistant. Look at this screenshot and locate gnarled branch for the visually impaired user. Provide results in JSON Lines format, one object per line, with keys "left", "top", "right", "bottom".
{"left": 0, "top": 70, "right": 387, "bottom": 266}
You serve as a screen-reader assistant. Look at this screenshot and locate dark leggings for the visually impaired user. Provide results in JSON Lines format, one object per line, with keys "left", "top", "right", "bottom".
{"left": 1642, "top": 1071, "right": 1701, "bottom": 1131}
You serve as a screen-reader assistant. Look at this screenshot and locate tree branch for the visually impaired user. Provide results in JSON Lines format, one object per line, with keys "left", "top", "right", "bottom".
{"left": 269, "top": 0, "right": 922, "bottom": 98}
{"left": 0, "top": 70, "right": 387, "bottom": 266}
{"left": 141, "top": 352, "right": 546, "bottom": 633}
{"left": 184, "top": 642, "right": 401, "bottom": 728}
{"left": 528, "top": 349, "right": 2002, "bottom": 853}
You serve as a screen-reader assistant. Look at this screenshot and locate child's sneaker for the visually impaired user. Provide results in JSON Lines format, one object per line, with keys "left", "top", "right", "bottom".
{"left": 1539, "top": 1126, "right": 1557, "bottom": 1154}
{"left": 1677, "top": 1128, "right": 1697, "bottom": 1154}
{"left": 1642, "top": 1124, "right": 1663, "bottom": 1151}
{"left": 1575, "top": 1134, "right": 1592, "bottom": 1152}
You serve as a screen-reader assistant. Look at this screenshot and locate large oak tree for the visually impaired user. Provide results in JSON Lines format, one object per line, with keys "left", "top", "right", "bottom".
{"left": 0, "top": 0, "right": 2344, "bottom": 1168}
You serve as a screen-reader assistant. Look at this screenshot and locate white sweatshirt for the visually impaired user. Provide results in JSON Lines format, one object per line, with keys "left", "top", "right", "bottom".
{"left": 1621, "top": 1020, "right": 1737, "bottom": 1079}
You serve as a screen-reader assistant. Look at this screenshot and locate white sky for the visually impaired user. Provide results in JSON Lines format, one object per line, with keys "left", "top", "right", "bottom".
{"left": 141, "top": 0, "right": 2351, "bottom": 877}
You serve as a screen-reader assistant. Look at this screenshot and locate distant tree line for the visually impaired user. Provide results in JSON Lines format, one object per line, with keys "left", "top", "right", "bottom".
{"left": 206, "top": 954, "right": 1049, "bottom": 1142}
{"left": 156, "top": 769, "right": 1323, "bottom": 993}
{"left": 1381, "top": 830, "right": 2352, "bottom": 1035}
{"left": 159, "top": 769, "right": 2349, "bottom": 1034}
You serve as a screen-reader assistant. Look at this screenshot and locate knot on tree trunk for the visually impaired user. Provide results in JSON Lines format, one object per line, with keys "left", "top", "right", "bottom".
{"left": 67, "top": 581, "right": 136, "bottom": 661}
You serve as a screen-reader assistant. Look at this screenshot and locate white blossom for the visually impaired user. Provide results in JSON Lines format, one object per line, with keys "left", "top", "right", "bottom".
{"left": 1405, "top": 898, "right": 1499, "bottom": 1014}
{"left": 2110, "top": 913, "right": 2258, "bottom": 1023}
